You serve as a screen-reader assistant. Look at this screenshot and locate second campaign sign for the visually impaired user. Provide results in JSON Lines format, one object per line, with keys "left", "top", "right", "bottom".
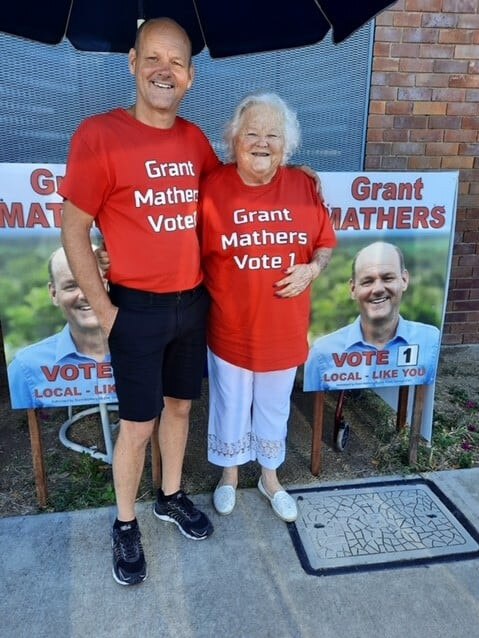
{"left": 303, "top": 171, "right": 458, "bottom": 393}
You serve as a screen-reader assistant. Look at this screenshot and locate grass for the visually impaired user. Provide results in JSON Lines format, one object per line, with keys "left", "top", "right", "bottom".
{"left": 44, "top": 449, "right": 161, "bottom": 512}
{"left": 374, "top": 387, "right": 479, "bottom": 474}
{"left": 25, "top": 379, "right": 479, "bottom": 513}
{"left": 45, "top": 452, "right": 116, "bottom": 511}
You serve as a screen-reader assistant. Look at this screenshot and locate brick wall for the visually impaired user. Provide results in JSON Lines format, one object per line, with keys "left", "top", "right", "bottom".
{"left": 367, "top": 0, "right": 479, "bottom": 344}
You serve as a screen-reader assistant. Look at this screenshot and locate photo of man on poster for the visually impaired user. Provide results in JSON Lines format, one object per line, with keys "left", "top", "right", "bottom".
{"left": 304, "top": 241, "right": 441, "bottom": 392}
{"left": 7, "top": 246, "right": 115, "bottom": 408}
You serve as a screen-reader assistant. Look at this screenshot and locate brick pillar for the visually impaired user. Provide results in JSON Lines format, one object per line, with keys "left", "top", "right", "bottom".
{"left": 367, "top": 0, "right": 479, "bottom": 344}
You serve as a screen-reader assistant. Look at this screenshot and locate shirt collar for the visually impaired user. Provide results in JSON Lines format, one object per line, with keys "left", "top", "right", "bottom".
{"left": 343, "top": 315, "right": 408, "bottom": 350}
{"left": 54, "top": 324, "right": 96, "bottom": 362}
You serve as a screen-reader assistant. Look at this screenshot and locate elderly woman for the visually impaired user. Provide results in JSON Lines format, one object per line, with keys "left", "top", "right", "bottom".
{"left": 199, "top": 92, "right": 336, "bottom": 522}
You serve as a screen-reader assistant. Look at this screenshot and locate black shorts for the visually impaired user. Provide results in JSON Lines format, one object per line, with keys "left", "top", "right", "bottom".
{"left": 107, "top": 283, "right": 209, "bottom": 422}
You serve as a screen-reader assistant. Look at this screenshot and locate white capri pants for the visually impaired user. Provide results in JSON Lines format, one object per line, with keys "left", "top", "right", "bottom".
{"left": 207, "top": 349, "right": 297, "bottom": 470}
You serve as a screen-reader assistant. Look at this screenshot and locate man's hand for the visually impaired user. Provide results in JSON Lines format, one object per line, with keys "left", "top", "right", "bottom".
{"left": 298, "top": 165, "right": 323, "bottom": 199}
{"left": 62, "top": 200, "right": 117, "bottom": 338}
{"left": 100, "top": 304, "right": 119, "bottom": 338}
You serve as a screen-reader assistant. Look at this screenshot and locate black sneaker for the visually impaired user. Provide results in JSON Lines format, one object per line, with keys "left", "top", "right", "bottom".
{"left": 111, "top": 522, "right": 147, "bottom": 586}
{"left": 153, "top": 489, "right": 214, "bottom": 540}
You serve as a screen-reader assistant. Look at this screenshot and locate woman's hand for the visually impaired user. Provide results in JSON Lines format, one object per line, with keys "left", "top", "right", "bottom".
{"left": 95, "top": 245, "right": 111, "bottom": 274}
{"left": 274, "top": 264, "right": 316, "bottom": 298}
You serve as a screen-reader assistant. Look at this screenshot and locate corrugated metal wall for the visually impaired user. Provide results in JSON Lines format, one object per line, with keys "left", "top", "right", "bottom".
{"left": 0, "top": 23, "right": 373, "bottom": 169}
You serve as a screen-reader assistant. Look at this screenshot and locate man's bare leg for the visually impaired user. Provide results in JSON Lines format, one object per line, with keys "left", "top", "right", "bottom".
{"left": 153, "top": 396, "right": 214, "bottom": 539}
{"left": 158, "top": 396, "right": 191, "bottom": 495}
{"left": 113, "top": 418, "right": 155, "bottom": 521}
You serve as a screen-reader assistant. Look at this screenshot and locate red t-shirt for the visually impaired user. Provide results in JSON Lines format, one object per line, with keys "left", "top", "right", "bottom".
{"left": 199, "top": 164, "right": 337, "bottom": 371}
{"left": 59, "top": 109, "right": 220, "bottom": 292}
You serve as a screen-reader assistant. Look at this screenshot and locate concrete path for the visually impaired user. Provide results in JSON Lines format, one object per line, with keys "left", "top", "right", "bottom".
{"left": 2, "top": 469, "right": 479, "bottom": 638}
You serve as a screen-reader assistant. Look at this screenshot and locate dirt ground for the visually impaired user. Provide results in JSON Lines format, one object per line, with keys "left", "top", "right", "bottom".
{"left": 1, "top": 344, "right": 478, "bottom": 518}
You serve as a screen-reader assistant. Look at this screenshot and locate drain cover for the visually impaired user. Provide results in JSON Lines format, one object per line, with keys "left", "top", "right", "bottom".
{"left": 288, "top": 478, "right": 479, "bottom": 575}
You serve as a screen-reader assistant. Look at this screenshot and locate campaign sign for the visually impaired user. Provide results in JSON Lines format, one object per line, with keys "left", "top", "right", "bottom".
{"left": 303, "top": 171, "right": 458, "bottom": 393}
{"left": 0, "top": 163, "right": 117, "bottom": 409}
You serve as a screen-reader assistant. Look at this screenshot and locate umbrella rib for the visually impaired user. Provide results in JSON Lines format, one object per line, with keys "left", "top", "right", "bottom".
{"left": 191, "top": 0, "right": 208, "bottom": 51}
{"left": 137, "top": 0, "right": 145, "bottom": 28}
{"left": 312, "top": 0, "right": 333, "bottom": 29}
{"left": 63, "top": 1, "right": 75, "bottom": 40}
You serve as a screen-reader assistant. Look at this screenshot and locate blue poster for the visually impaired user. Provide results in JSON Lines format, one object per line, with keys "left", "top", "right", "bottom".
{"left": 304, "top": 171, "right": 458, "bottom": 393}
{"left": 0, "top": 163, "right": 117, "bottom": 409}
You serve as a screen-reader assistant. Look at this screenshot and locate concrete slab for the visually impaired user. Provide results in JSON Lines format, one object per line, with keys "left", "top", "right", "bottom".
{"left": 2, "top": 471, "right": 479, "bottom": 638}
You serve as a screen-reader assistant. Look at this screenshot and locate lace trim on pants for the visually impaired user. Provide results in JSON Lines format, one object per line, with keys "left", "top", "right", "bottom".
{"left": 208, "top": 433, "right": 283, "bottom": 460}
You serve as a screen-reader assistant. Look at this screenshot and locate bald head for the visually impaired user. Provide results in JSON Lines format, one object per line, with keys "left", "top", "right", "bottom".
{"left": 134, "top": 17, "right": 192, "bottom": 62}
{"left": 48, "top": 246, "right": 70, "bottom": 285}
{"left": 128, "top": 16, "right": 194, "bottom": 127}
{"left": 350, "top": 242, "right": 409, "bottom": 334}
{"left": 352, "top": 242, "right": 405, "bottom": 282}
{"left": 47, "top": 246, "right": 103, "bottom": 334}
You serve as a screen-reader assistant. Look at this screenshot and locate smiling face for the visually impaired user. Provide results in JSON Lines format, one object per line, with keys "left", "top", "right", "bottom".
{"left": 128, "top": 19, "right": 194, "bottom": 127}
{"left": 49, "top": 250, "right": 101, "bottom": 334}
{"left": 350, "top": 243, "right": 409, "bottom": 328}
{"left": 234, "top": 104, "right": 285, "bottom": 185}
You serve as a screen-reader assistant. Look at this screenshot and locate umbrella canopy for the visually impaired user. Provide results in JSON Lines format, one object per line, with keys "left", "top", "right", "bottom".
{"left": 0, "top": 0, "right": 398, "bottom": 57}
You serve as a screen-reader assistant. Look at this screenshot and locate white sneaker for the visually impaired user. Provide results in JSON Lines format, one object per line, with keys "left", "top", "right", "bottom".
{"left": 213, "top": 484, "right": 236, "bottom": 515}
{"left": 257, "top": 477, "right": 298, "bottom": 523}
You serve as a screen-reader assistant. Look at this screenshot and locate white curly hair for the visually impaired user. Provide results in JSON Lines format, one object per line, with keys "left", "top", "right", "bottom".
{"left": 224, "top": 92, "right": 301, "bottom": 164}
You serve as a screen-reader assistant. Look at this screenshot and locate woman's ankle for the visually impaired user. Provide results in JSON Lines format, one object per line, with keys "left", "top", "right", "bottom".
{"left": 220, "top": 466, "right": 238, "bottom": 488}
{"left": 260, "top": 468, "right": 282, "bottom": 495}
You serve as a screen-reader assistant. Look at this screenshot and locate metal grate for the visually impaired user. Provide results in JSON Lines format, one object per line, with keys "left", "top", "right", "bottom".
{"left": 0, "top": 24, "right": 373, "bottom": 168}
{"left": 288, "top": 478, "right": 479, "bottom": 576}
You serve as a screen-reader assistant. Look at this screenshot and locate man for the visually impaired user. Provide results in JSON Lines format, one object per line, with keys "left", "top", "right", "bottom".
{"left": 304, "top": 241, "right": 441, "bottom": 391}
{"left": 7, "top": 246, "right": 113, "bottom": 408}
{"left": 60, "top": 18, "right": 220, "bottom": 586}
